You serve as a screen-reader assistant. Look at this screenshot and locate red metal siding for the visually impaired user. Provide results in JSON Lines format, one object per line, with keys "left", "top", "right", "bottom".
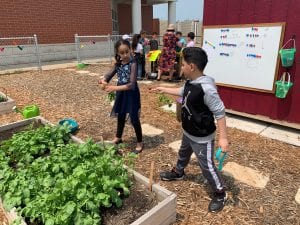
{"left": 0, "top": 0, "right": 112, "bottom": 44}
{"left": 203, "top": 0, "right": 300, "bottom": 124}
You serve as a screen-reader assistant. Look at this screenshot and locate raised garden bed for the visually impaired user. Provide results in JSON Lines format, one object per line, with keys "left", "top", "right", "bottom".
{"left": 0, "top": 90, "right": 15, "bottom": 115}
{"left": 0, "top": 117, "right": 176, "bottom": 225}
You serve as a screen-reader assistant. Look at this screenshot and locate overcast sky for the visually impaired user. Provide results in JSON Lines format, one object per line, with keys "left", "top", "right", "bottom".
{"left": 153, "top": 0, "right": 204, "bottom": 21}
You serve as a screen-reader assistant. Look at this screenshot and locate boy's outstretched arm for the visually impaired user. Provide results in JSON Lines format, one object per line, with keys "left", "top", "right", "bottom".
{"left": 216, "top": 117, "right": 229, "bottom": 153}
{"left": 150, "top": 86, "right": 182, "bottom": 96}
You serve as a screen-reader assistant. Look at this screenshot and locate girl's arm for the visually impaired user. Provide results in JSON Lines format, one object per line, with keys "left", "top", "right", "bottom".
{"left": 105, "top": 62, "right": 137, "bottom": 92}
{"left": 102, "top": 65, "right": 117, "bottom": 83}
{"left": 150, "top": 86, "right": 182, "bottom": 96}
{"left": 138, "top": 43, "right": 143, "bottom": 54}
{"left": 98, "top": 65, "right": 117, "bottom": 89}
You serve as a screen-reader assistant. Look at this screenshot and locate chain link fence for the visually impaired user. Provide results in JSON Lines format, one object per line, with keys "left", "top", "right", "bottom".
{"left": 0, "top": 35, "right": 41, "bottom": 71}
{"left": 75, "top": 34, "right": 124, "bottom": 64}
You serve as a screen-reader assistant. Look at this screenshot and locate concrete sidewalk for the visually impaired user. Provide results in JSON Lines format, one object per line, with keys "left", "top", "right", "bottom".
{"left": 0, "top": 58, "right": 111, "bottom": 75}
{"left": 226, "top": 113, "right": 300, "bottom": 147}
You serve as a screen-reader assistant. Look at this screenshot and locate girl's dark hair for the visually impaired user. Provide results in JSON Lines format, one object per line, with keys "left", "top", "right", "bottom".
{"left": 140, "top": 30, "right": 147, "bottom": 35}
{"left": 114, "top": 39, "right": 131, "bottom": 65}
{"left": 131, "top": 34, "right": 141, "bottom": 51}
{"left": 182, "top": 47, "right": 208, "bottom": 71}
{"left": 187, "top": 32, "right": 195, "bottom": 40}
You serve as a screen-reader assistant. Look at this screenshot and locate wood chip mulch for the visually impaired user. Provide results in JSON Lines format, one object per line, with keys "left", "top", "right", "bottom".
{"left": 0, "top": 64, "right": 299, "bottom": 225}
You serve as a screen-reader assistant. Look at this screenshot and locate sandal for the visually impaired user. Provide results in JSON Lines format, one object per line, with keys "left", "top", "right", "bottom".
{"left": 112, "top": 139, "right": 123, "bottom": 145}
{"left": 131, "top": 143, "right": 144, "bottom": 154}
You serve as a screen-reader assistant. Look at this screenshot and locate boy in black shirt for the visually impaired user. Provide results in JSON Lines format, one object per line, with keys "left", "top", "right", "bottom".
{"left": 151, "top": 47, "right": 229, "bottom": 213}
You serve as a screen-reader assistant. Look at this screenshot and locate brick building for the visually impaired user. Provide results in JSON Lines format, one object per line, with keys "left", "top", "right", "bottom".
{"left": 0, "top": 0, "right": 176, "bottom": 44}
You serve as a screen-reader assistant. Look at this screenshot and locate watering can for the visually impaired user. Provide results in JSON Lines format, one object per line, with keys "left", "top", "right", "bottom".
{"left": 13, "top": 105, "right": 40, "bottom": 119}
{"left": 58, "top": 118, "right": 79, "bottom": 133}
{"left": 215, "top": 148, "right": 227, "bottom": 171}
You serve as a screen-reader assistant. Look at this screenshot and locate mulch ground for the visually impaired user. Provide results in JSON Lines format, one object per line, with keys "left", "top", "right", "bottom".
{"left": 0, "top": 64, "right": 299, "bottom": 225}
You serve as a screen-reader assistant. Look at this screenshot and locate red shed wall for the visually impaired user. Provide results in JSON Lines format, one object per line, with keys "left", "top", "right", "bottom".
{"left": 0, "top": 0, "right": 112, "bottom": 44}
{"left": 203, "top": 0, "right": 300, "bottom": 124}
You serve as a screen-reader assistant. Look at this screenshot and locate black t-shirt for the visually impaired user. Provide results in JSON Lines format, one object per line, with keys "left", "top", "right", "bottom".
{"left": 149, "top": 39, "right": 159, "bottom": 51}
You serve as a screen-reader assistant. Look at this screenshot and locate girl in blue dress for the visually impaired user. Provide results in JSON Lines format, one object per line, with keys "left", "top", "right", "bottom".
{"left": 99, "top": 40, "right": 143, "bottom": 153}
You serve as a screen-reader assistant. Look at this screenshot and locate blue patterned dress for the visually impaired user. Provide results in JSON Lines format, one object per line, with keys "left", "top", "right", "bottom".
{"left": 104, "top": 59, "right": 141, "bottom": 118}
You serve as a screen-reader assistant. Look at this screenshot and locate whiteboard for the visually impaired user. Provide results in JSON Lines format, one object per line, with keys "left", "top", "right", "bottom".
{"left": 202, "top": 23, "right": 285, "bottom": 92}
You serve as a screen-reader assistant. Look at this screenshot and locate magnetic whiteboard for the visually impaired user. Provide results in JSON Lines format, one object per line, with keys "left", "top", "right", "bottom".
{"left": 202, "top": 23, "right": 285, "bottom": 92}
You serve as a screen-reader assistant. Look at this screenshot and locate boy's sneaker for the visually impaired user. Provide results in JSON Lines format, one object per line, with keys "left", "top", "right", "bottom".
{"left": 160, "top": 167, "right": 184, "bottom": 181}
{"left": 208, "top": 192, "right": 227, "bottom": 213}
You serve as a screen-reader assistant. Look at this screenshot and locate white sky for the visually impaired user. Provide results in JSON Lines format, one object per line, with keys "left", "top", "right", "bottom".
{"left": 153, "top": 0, "right": 204, "bottom": 21}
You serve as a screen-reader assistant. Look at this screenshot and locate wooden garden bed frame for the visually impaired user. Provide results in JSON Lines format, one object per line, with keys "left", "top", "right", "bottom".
{"left": 0, "top": 116, "right": 177, "bottom": 225}
{"left": 0, "top": 91, "right": 15, "bottom": 115}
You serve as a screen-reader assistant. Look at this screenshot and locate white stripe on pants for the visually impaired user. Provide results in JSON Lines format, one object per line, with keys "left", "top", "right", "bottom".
{"left": 175, "top": 134, "right": 224, "bottom": 192}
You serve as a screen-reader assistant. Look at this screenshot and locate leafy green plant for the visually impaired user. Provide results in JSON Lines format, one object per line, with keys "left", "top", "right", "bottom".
{"left": 107, "top": 92, "right": 116, "bottom": 102}
{"left": 0, "top": 124, "right": 134, "bottom": 225}
{"left": 158, "top": 94, "right": 173, "bottom": 107}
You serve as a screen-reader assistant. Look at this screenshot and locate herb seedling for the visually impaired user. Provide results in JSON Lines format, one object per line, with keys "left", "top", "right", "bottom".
{"left": 158, "top": 94, "right": 173, "bottom": 107}
{"left": 107, "top": 92, "right": 116, "bottom": 102}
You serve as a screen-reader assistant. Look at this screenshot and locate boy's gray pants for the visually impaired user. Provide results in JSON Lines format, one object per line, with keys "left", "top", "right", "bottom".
{"left": 175, "top": 134, "right": 224, "bottom": 192}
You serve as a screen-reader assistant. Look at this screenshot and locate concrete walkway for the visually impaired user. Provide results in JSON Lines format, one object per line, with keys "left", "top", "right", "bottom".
{"left": 226, "top": 113, "right": 300, "bottom": 147}
{"left": 0, "top": 58, "right": 110, "bottom": 75}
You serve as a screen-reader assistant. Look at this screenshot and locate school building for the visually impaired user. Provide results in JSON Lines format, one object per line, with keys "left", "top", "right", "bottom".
{"left": 0, "top": 0, "right": 177, "bottom": 68}
{"left": 0, "top": 0, "right": 176, "bottom": 44}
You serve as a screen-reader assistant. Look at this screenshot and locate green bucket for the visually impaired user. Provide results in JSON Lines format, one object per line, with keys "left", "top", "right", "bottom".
{"left": 279, "top": 38, "right": 296, "bottom": 67}
{"left": 275, "top": 72, "right": 293, "bottom": 99}
{"left": 279, "top": 48, "right": 296, "bottom": 67}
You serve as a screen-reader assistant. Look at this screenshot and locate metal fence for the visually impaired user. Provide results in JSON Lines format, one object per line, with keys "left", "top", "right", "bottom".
{"left": 0, "top": 35, "right": 41, "bottom": 70}
{"left": 152, "top": 35, "right": 203, "bottom": 47}
{"left": 0, "top": 34, "right": 202, "bottom": 71}
{"left": 75, "top": 34, "right": 202, "bottom": 64}
{"left": 75, "top": 34, "right": 124, "bottom": 64}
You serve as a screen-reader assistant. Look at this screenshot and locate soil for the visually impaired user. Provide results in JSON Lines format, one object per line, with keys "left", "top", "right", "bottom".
{"left": 102, "top": 181, "right": 158, "bottom": 225}
{"left": 0, "top": 64, "right": 300, "bottom": 225}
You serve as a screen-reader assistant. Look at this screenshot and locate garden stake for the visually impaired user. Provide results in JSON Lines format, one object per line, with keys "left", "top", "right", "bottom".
{"left": 149, "top": 161, "right": 155, "bottom": 191}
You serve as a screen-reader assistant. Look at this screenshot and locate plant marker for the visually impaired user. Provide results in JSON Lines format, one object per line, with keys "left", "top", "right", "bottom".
{"left": 12, "top": 106, "right": 22, "bottom": 114}
{"left": 149, "top": 161, "right": 155, "bottom": 191}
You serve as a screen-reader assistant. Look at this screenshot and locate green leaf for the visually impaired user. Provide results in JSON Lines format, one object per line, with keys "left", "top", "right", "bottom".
{"left": 58, "top": 201, "right": 76, "bottom": 222}
{"left": 76, "top": 188, "right": 86, "bottom": 200}
{"left": 45, "top": 218, "right": 55, "bottom": 225}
